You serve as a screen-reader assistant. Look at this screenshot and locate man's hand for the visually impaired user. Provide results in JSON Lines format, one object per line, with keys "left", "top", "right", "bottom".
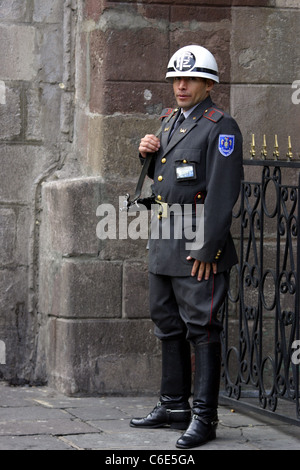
{"left": 139, "top": 134, "right": 160, "bottom": 158}
{"left": 186, "top": 256, "right": 217, "bottom": 281}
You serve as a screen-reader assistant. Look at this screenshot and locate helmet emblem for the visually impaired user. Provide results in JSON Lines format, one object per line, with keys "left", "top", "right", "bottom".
{"left": 174, "top": 52, "right": 196, "bottom": 72}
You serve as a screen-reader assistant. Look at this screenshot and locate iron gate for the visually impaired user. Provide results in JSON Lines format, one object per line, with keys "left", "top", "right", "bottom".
{"left": 220, "top": 136, "right": 300, "bottom": 424}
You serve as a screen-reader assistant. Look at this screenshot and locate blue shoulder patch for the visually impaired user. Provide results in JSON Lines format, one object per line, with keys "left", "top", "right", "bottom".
{"left": 218, "top": 135, "right": 235, "bottom": 157}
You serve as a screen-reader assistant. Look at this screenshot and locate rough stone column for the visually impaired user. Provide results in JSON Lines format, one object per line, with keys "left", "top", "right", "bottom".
{"left": 0, "top": 0, "right": 69, "bottom": 384}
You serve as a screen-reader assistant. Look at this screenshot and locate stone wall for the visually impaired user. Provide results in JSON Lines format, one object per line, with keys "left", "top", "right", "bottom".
{"left": 0, "top": 0, "right": 75, "bottom": 384}
{"left": 40, "top": 0, "right": 236, "bottom": 395}
{"left": 0, "top": 0, "right": 299, "bottom": 395}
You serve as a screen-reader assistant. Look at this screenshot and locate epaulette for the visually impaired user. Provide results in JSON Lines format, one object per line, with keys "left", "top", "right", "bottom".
{"left": 159, "top": 108, "right": 177, "bottom": 120}
{"left": 203, "top": 107, "right": 224, "bottom": 123}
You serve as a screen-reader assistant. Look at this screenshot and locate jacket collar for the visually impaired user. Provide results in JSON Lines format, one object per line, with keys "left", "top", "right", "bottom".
{"left": 162, "top": 96, "right": 213, "bottom": 153}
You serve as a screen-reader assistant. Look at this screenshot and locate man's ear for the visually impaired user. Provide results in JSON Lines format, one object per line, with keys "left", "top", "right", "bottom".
{"left": 206, "top": 79, "right": 214, "bottom": 92}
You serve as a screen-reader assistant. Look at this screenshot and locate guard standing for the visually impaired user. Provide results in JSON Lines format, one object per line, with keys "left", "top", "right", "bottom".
{"left": 130, "top": 45, "right": 243, "bottom": 449}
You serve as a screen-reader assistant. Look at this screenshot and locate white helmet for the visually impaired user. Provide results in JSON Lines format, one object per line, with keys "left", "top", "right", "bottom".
{"left": 166, "top": 45, "right": 219, "bottom": 83}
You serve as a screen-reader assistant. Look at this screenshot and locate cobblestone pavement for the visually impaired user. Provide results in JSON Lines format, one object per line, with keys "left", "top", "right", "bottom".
{"left": 0, "top": 382, "right": 299, "bottom": 452}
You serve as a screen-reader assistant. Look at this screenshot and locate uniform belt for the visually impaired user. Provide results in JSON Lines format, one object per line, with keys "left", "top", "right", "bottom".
{"left": 154, "top": 200, "right": 204, "bottom": 218}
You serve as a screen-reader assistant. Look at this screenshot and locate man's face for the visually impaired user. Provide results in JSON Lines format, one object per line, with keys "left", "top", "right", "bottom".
{"left": 173, "top": 77, "right": 214, "bottom": 111}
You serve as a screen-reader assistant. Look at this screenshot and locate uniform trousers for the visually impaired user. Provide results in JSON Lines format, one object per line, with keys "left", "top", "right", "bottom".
{"left": 149, "top": 270, "right": 229, "bottom": 345}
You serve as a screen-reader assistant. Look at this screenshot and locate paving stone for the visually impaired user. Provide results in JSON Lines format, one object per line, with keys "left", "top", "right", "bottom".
{"left": 0, "top": 434, "right": 72, "bottom": 450}
{"left": 0, "top": 356, "right": 300, "bottom": 451}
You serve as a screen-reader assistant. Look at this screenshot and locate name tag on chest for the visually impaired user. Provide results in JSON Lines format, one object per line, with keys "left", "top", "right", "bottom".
{"left": 175, "top": 163, "right": 196, "bottom": 181}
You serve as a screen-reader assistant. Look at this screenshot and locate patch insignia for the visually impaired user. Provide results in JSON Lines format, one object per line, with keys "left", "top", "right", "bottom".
{"left": 218, "top": 135, "right": 235, "bottom": 157}
{"left": 203, "top": 107, "right": 224, "bottom": 123}
{"left": 160, "top": 108, "right": 174, "bottom": 120}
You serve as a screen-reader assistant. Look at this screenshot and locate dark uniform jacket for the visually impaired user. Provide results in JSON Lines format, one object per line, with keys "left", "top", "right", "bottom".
{"left": 144, "top": 95, "right": 243, "bottom": 276}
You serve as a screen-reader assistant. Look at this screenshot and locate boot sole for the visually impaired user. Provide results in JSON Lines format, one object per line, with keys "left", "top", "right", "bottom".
{"left": 130, "top": 422, "right": 189, "bottom": 430}
{"left": 175, "top": 432, "right": 216, "bottom": 449}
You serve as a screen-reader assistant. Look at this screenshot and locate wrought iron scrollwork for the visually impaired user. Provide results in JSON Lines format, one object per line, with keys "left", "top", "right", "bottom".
{"left": 221, "top": 151, "right": 300, "bottom": 423}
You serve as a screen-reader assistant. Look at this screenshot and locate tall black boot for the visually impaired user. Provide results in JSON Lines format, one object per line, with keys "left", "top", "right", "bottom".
{"left": 130, "top": 338, "right": 192, "bottom": 430}
{"left": 176, "top": 342, "right": 221, "bottom": 448}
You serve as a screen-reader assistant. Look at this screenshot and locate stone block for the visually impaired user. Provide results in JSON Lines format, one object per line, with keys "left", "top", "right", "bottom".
{"left": 0, "top": 0, "right": 28, "bottom": 21}
{"left": 38, "top": 256, "right": 58, "bottom": 319}
{"left": 210, "top": 84, "right": 230, "bottom": 113}
{"left": 84, "top": 0, "right": 106, "bottom": 21}
{"left": 90, "top": 81, "right": 174, "bottom": 115}
{"left": 41, "top": 176, "right": 150, "bottom": 262}
{"left": 171, "top": 5, "right": 231, "bottom": 23}
{"left": 0, "top": 267, "right": 30, "bottom": 382}
{"left": 123, "top": 260, "right": 150, "bottom": 319}
{"left": 0, "top": 269, "right": 27, "bottom": 329}
{"left": 41, "top": 177, "right": 101, "bottom": 256}
{"left": 27, "top": 83, "right": 62, "bottom": 143}
{"left": 74, "top": 33, "right": 89, "bottom": 107}
{"left": 0, "top": 145, "right": 53, "bottom": 203}
{"left": 95, "top": 177, "right": 152, "bottom": 261}
{"left": 49, "top": 258, "right": 123, "bottom": 319}
{"left": 0, "top": 25, "right": 36, "bottom": 81}
{"left": 275, "top": 0, "right": 299, "bottom": 6}
{"left": 86, "top": 115, "right": 157, "bottom": 178}
{"left": 13, "top": 206, "right": 32, "bottom": 268}
{"left": 231, "top": 8, "right": 300, "bottom": 84}
{"left": 89, "top": 7, "right": 169, "bottom": 111}
{"left": 26, "top": 87, "right": 43, "bottom": 141}
{"left": 231, "top": 85, "right": 300, "bottom": 154}
{"left": 33, "top": 0, "right": 63, "bottom": 23}
{"left": 0, "top": 208, "right": 16, "bottom": 266}
{"left": 0, "top": 85, "right": 21, "bottom": 140}
{"left": 232, "top": 0, "right": 270, "bottom": 4}
{"left": 46, "top": 317, "right": 161, "bottom": 395}
{"left": 35, "top": 24, "right": 63, "bottom": 83}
